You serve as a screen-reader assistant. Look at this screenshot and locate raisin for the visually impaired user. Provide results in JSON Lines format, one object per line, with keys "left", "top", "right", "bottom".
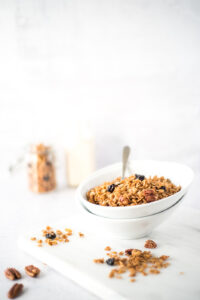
{"left": 43, "top": 175, "right": 50, "bottom": 181}
{"left": 135, "top": 174, "right": 145, "bottom": 181}
{"left": 107, "top": 184, "right": 115, "bottom": 193}
{"left": 46, "top": 232, "right": 56, "bottom": 240}
{"left": 160, "top": 186, "right": 166, "bottom": 191}
{"left": 46, "top": 161, "right": 52, "bottom": 166}
{"left": 125, "top": 249, "right": 133, "bottom": 256}
{"left": 106, "top": 258, "right": 115, "bottom": 266}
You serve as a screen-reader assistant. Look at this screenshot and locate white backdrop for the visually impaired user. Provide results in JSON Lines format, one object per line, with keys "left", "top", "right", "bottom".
{"left": 0, "top": 0, "right": 200, "bottom": 207}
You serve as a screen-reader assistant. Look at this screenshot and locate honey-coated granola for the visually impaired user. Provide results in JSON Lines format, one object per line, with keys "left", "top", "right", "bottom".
{"left": 94, "top": 248, "right": 170, "bottom": 281}
{"left": 87, "top": 174, "right": 181, "bottom": 207}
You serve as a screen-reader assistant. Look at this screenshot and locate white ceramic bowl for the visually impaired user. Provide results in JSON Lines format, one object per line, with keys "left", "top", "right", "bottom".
{"left": 76, "top": 160, "right": 194, "bottom": 219}
{"left": 76, "top": 195, "right": 184, "bottom": 239}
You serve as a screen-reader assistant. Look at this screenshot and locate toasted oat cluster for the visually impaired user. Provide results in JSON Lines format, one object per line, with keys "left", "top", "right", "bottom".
{"left": 31, "top": 226, "right": 75, "bottom": 247}
{"left": 94, "top": 248, "right": 170, "bottom": 281}
{"left": 86, "top": 174, "right": 181, "bottom": 207}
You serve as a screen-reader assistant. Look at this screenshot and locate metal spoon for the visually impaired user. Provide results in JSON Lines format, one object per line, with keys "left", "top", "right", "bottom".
{"left": 122, "top": 146, "right": 131, "bottom": 180}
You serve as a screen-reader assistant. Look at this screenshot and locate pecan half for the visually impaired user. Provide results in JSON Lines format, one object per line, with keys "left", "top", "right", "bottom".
{"left": 8, "top": 283, "right": 23, "bottom": 299}
{"left": 4, "top": 268, "right": 21, "bottom": 281}
{"left": 144, "top": 239, "right": 157, "bottom": 249}
{"left": 144, "top": 189, "right": 157, "bottom": 203}
{"left": 25, "top": 265, "right": 40, "bottom": 277}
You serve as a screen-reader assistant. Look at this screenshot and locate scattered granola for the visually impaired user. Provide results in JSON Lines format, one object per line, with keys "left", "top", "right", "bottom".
{"left": 30, "top": 226, "right": 84, "bottom": 247}
{"left": 87, "top": 174, "right": 181, "bottom": 206}
{"left": 4, "top": 268, "right": 21, "bottom": 281}
{"left": 105, "top": 246, "right": 111, "bottom": 251}
{"left": 8, "top": 283, "right": 23, "bottom": 299}
{"left": 144, "top": 240, "right": 157, "bottom": 249}
{"left": 25, "top": 265, "right": 40, "bottom": 277}
{"left": 94, "top": 248, "right": 170, "bottom": 282}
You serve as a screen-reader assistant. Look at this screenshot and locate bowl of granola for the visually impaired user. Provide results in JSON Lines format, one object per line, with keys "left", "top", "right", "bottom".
{"left": 76, "top": 160, "right": 193, "bottom": 219}
{"left": 76, "top": 193, "right": 184, "bottom": 239}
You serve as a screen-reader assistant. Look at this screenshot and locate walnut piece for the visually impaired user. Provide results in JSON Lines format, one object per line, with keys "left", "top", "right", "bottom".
{"left": 144, "top": 240, "right": 157, "bottom": 249}
{"left": 144, "top": 189, "right": 157, "bottom": 203}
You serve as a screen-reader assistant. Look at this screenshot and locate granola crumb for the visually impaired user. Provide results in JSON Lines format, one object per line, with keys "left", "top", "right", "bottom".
{"left": 93, "top": 258, "right": 104, "bottom": 264}
{"left": 105, "top": 246, "right": 111, "bottom": 251}
{"left": 149, "top": 269, "right": 160, "bottom": 274}
{"left": 130, "top": 279, "right": 136, "bottom": 282}
{"left": 144, "top": 240, "right": 157, "bottom": 249}
{"left": 78, "top": 232, "right": 84, "bottom": 237}
{"left": 180, "top": 272, "right": 184, "bottom": 275}
{"left": 30, "top": 237, "right": 36, "bottom": 241}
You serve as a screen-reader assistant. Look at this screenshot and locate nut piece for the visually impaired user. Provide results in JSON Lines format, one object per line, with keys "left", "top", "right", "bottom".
{"left": 8, "top": 283, "right": 23, "bottom": 299}
{"left": 25, "top": 265, "right": 40, "bottom": 277}
{"left": 4, "top": 268, "right": 21, "bottom": 281}
{"left": 144, "top": 240, "right": 157, "bottom": 249}
{"left": 144, "top": 189, "right": 157, "bottom": 203}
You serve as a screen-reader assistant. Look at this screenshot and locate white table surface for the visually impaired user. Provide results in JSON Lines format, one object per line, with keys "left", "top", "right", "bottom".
{"left": 1, "top": 172, "right": 200, "bottom": 300}
{"left": 0, "top": 173, "right": 99, "bottom": 300}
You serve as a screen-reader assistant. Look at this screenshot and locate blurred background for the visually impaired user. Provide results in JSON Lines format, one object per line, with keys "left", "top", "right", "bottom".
{"left": 0, "top": 0, "right": 200, "bottom": 206}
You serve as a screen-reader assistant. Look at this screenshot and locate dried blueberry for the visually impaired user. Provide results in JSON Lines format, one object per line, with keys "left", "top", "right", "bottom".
{"left": 107, "top": 184, "right": 115, "bottom": 193}
{"left": 45, "top": 232, "right": 56, "bottom": 240}
{"left": 106, "top": 258, "right": 115, "bottom": 266}
{"left": 125, "top": 248, "right": 133, "bottom": 255}
{"left": 43, "top": 175, "right": 50, "bottom": 181}
{"left": 160, "top": 186, "right": 166, "bottom": 191}
{"left": 135, "top": 174, "right": 145, "bottom": 181}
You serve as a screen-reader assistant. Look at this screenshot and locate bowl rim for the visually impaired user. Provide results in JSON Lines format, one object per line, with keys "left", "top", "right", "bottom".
{"left": 77, "top": 160, "right": 194, "bottom": 210}
{"left": 77, "top": 194, "right": 184, "bottom": 223}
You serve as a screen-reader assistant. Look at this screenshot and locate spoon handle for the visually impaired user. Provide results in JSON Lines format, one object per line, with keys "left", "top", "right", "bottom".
{"left": 122, "top": 146, "right": 131, "bottom": 180}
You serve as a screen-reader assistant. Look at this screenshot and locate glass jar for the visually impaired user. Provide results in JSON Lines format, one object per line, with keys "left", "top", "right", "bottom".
{"left": 27, "top": 144, "right": 56, "bottom": 193}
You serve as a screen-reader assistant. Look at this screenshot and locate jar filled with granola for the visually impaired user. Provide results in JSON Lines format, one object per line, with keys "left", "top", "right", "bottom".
{"left": 27, "top": 144, "right": 56, "bottom": 193}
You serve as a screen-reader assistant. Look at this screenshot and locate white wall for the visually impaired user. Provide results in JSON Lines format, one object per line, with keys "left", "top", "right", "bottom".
{"left": 0, "top": 0, "right": 200, "bottom": 206}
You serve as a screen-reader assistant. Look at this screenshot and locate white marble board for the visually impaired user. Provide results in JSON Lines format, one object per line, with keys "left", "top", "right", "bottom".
{"left": 18, "top": 206, "right": 200, "bottom": 300}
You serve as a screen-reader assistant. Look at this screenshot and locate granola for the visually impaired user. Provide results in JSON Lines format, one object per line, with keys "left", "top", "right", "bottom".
{"left": 31, "top": 226, "right": 84, "bottom": 247}
{"left": 27, "top": 144, "right": 56, "bottom": 193}
{"left": 87, "top": 174, "right": 181, "bottom": 207}
{"left": 94, "top": 248, "right": 170, "bottom": 281}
